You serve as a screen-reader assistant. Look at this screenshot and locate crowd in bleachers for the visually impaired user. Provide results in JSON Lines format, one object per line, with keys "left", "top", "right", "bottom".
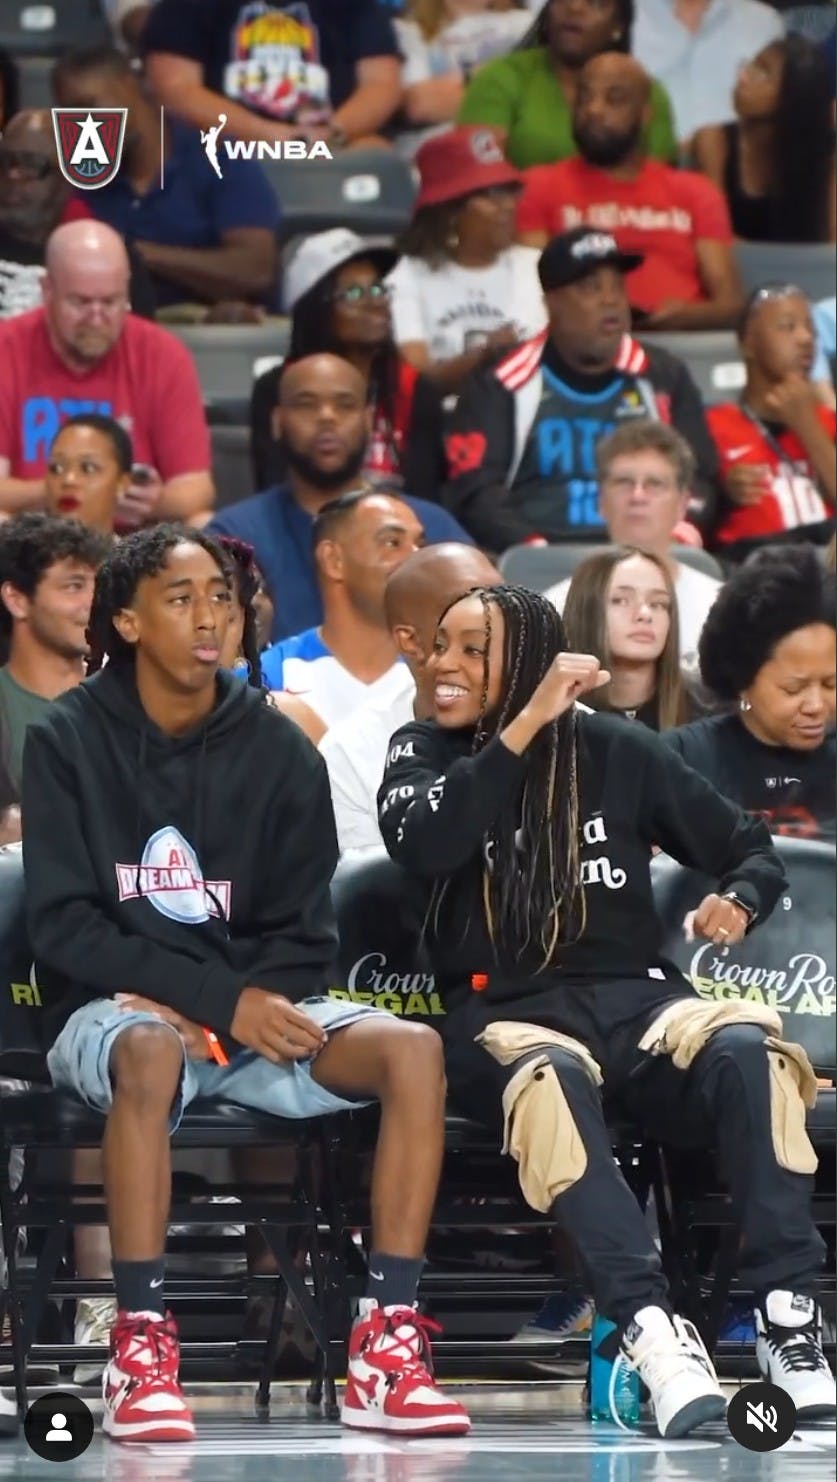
{"left": 0, "top": 0, "right": 833, "bottom": 1451}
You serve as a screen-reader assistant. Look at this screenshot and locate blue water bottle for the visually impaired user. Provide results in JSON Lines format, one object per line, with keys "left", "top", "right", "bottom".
{"left": 589, "top": 1313, "right": 641, "bottom": 1425}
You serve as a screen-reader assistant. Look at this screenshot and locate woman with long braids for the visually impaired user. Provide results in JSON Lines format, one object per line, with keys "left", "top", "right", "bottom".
{"left": 378, "top": 583, "right": 835, "bottom": 1435}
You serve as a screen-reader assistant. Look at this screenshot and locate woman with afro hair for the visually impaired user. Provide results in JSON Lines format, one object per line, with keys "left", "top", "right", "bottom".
{"left": 666, "top": 544, "right": 835, "bottom": 839}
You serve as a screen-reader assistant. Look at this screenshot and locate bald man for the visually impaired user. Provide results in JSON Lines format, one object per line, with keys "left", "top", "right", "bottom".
{"left": 320, "top": 542, "right": 501, "bottom": 855}
{"left": 517, "top": 52, "right": 743, "bottom": 330}
{"left": 208, "top": 353, "right": 472, "bottom": 642}
{"left": 0, "top": 219, "right": 213, "bottom": 523}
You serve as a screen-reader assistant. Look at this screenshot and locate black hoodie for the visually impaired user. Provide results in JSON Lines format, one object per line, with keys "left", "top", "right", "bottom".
{"left": 22, "top": 665, "right": 339, "bottom": 1047}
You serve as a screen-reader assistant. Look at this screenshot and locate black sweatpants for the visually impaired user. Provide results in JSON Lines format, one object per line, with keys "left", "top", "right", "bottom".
{"left": 444, "top": 982, "right": 826, "bottom": 1330}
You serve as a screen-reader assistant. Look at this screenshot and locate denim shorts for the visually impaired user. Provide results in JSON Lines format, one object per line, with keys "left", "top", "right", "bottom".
{"left": 46, "top": 995, "right": 393, "bottom": 1130}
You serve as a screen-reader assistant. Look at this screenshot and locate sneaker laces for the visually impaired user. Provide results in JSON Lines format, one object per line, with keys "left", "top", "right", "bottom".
{"left": 114, "top": 1313, "right": 180, "bottom": 1384}
{"left": 769, "top": 1325, "right": 831, "bottom": 1375}
{"left": 369, "top": 1308, "right": 443, "bottom": 1384}
{"left": 628, "top": 1321, "right": 713, "bottom": 1390}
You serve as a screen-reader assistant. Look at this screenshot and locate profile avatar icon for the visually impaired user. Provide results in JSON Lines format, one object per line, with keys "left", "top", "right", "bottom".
{"left": 46, "top": 1412, "right": 72, "bottom": 1443}
{"left": 24, "top": 1390, "right": 94, "bottom": 1461}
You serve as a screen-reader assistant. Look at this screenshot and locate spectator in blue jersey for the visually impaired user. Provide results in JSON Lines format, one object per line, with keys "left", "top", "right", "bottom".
{"left": 52, "top": 45, "right": 279, "bottom": 311}
{"left": 261, "top": 486, "right": 422, "bottom": 742}
{"left": 207, "top": 354, "right": 473, "bottom": 642}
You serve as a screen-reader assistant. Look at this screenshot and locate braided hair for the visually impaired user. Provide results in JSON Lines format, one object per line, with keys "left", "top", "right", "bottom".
{"left": 87, "top": 524, "right": 230, "bottom": 672}
{"left": 215, "top": 535, "right": 263, "bottom": 686}
{"left": 432, "top": 584, "right": 586, "bottom": 971}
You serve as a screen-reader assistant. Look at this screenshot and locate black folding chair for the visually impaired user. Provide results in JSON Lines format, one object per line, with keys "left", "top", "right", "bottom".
{"left": 0, "top": 846, "right": 340, "bottom": 1418}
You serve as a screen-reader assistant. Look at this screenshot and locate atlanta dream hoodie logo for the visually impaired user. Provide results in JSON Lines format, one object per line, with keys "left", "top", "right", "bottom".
{"left": 116, "top": 827, "right": 231, "bottom": 925}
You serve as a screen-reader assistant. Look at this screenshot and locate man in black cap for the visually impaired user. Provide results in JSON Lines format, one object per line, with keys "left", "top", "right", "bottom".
{"left": 442, "top": 228, "right": 719, "bottom": 552}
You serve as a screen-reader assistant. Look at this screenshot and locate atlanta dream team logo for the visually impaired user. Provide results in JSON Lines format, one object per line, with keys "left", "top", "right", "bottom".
{"left": 51, "top": 109, "right": 127, "bottom": 190}
{"left": 116, "top": 827, "right": 231, "bottom": 925}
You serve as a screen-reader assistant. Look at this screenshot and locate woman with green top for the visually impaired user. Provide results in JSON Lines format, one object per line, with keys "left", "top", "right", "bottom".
{"left": 458, "top": 0, "right": 676, "bottom": 169}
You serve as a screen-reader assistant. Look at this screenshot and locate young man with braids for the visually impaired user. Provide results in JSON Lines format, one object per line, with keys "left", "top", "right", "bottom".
{"left": 21, "top": 524, "right": 471, "bottom": 1444}
{"left": 378, "top": 584, "right": 835, "bottom": 1436}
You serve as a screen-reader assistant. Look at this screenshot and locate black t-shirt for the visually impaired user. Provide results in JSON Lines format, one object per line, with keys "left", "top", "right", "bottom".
{"left": 144, "top": 0, "right": 398, "bottom": 122}
{"left": 377, "top": 714, "right": 785, "bottom": 1035}
{"left": 664, "top": 714, "right": 836, "bottom": 842}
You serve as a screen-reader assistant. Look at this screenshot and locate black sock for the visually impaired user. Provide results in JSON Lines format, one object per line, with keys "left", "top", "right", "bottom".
{"left": 112, "top": 1257, "right": 166, "bottom": 1316}
{"left": 365, "top": 1252, "right": 424, "bottom": 1309}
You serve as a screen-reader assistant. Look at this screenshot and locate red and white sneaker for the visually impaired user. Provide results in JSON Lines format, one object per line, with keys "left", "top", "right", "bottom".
{"left": 102, "top": 1310, "right": 196, "bottom": 1443}
{"left": 341, "top": 1299, "right": 471, "bottom": 1436}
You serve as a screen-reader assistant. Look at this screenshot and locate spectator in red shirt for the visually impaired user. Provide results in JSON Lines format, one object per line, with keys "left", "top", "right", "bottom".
{"left": 0, "top": 220, "right": 214, "bottom": 525}
{"left": 707, "top": 284, "right": 836, "bottom": 560}
{"left": 517, "top": 52, "right": 744, "bottom": 330}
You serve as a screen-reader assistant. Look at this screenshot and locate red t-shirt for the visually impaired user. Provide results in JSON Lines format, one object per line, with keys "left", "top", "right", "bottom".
{"left": 0, "top": 308, "right": 210, "bottom": 481}
{"left": 517, "top": 158, "right": 732, "bottom": 313}
{"left": 708, "top": 401, "right": 836, "bottom": 545}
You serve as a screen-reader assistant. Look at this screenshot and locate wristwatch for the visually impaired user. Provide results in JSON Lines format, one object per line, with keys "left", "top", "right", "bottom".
{"left": 721, "top": 891, "right": 757, "bottom": 929}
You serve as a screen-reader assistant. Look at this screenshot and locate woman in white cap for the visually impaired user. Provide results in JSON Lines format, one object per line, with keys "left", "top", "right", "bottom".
{"left": 387, "top": 125, "right": 547, "bottom": 395}
{"left": 250, "top": 228, "right": 446, "bottom": 500}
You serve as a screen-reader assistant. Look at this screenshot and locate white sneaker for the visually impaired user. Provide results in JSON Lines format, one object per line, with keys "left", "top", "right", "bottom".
{"left": 74, "top": 1295, "right": 118, "bottom": 1386}
{"left": 0, "top": 1389, "right": 17, "bottom": 1437}
{"left": 756, "top": 1291, "right": 836, "bottom": 1418}
{"left": 621, "top": 1305, "right": 726, "bottom": 1438}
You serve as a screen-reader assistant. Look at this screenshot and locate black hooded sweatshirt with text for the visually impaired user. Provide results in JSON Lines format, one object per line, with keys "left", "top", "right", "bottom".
{"left": 377, "top": 712, "right": 786, "bottom": 1032}
{"left": 22, "top": 665, "right": 339, "bottom": 1047}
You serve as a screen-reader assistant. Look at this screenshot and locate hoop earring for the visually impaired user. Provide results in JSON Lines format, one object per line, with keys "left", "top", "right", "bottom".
{"left": 739, "top": 696, "right": 752, "bottom": 713}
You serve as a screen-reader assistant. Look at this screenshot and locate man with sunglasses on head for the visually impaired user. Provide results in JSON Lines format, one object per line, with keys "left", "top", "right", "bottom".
{"left": 0, "top": 111, "right": 155, "bottom": 322}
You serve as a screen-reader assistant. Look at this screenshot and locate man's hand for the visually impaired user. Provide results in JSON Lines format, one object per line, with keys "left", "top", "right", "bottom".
{"left": 764, "top": 374, "right": 820, "bottom": 437}
{"left": 115, "top": 993, "right": 211, "bottom": 1060}
{"left": 683, "top": 893, "right": 750, "bottom": 948}
{"left": 230, "top": 988, "right": 327, "bottom": 1064}
{"left": 724, "top": 462, "right": 772, "bottom": 507}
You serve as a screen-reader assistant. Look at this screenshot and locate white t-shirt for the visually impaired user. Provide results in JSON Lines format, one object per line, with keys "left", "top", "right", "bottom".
{"left": 634, "top": 0, "right": 784, "bottom": 140}
{"left": 261, "top": 626, "right": 406, "bottom": 730}
{"left": 319, "top": 666, "right": 417, "bottom": 854}
{"left": 395, "top": 12, "right": 532, "bottom": 87}
{"left": 394, "top": 11, "right": 533, "bottom": 155}
{"left": 387, "top": 246, "right": 547, "bottom": 363}
{"left": 546, "top": 559, "right": 721, "bottom": 668}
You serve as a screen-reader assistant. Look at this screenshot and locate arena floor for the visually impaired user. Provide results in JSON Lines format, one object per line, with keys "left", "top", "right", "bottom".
{"left": 2, "top": 1383, "right": 834, "bottom": 1482}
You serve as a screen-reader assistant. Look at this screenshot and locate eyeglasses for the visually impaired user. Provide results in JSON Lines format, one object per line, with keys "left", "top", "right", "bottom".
{"left": 0, "top": 150, "right": 53, "bottom": 181}
{"left": 605, "top": 475, "right": 679, "bottom": 497}
{"left": 331, "top": 283, "right": 390, "bottom": 305}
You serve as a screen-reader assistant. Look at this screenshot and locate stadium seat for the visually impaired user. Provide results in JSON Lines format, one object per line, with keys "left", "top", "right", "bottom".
{"left": 0, "top": 0, "right": 108, "bottom": 53}
{"left": 640, "top": 332, "right": 745, "bottom": 404}
{"left": 169, "top": 321, "right": 290, "bottom": 418}
{"left": 499, "top": 541, "right": 724, "bottom": 591}
{"left": 15, "top": 55, "right": 52, "bottom": 112}
{"left": 735, "top": 241, "right": 837, "bottom": 306}
{"left": 261, "top": 150, "right": 416, "bottom": 246}
{"left": 650, "top": 837, "right": 836, "bottom": 1346}
{"left": 210, "top": 424, "right": 255, "bottom": 509}
{"left": 0, "top": 846, "right": 338, "bottom": 1415}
